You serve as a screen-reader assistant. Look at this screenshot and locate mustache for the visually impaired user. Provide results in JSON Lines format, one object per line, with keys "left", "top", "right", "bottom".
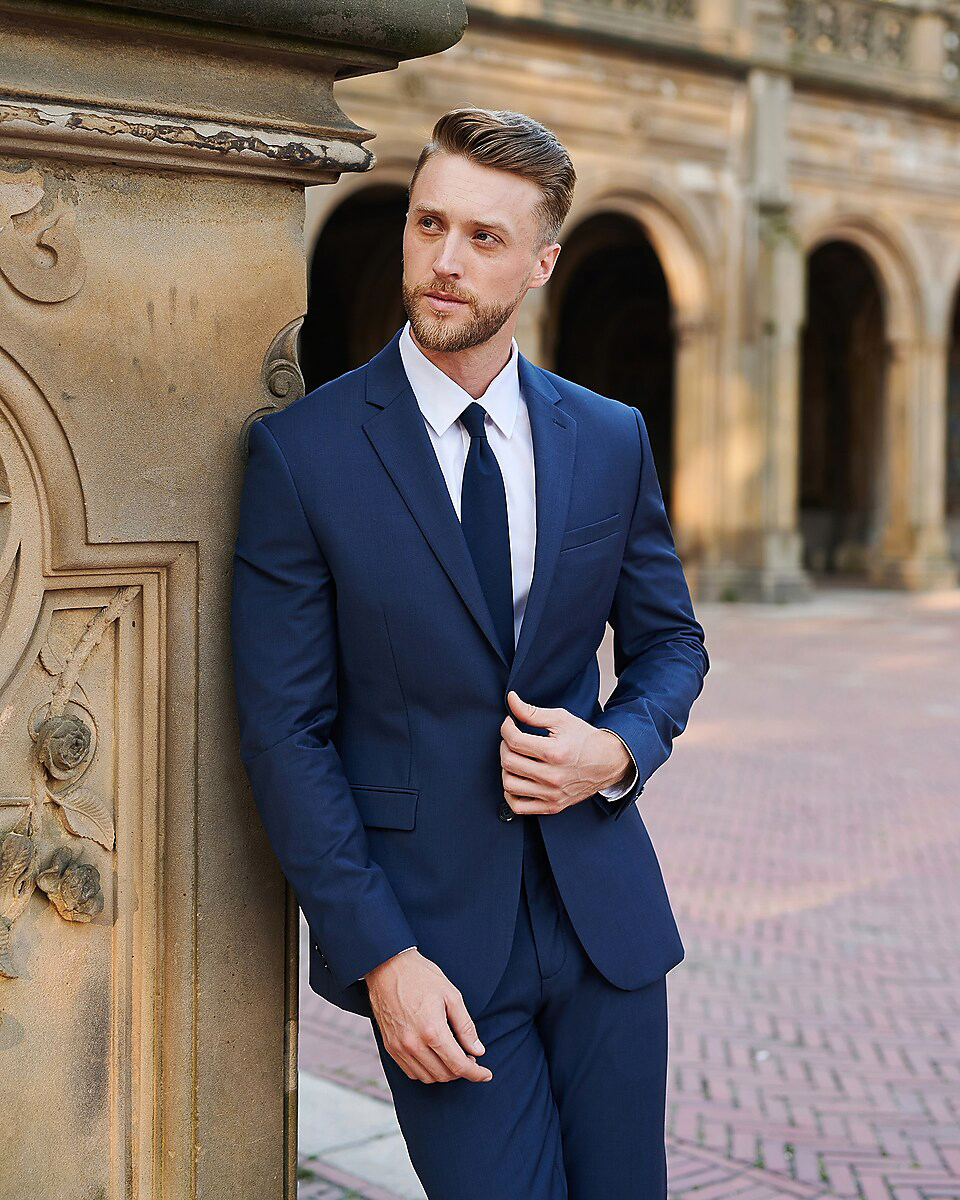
{"left": 410, "top": 280, "right": 478, "bottom": 307}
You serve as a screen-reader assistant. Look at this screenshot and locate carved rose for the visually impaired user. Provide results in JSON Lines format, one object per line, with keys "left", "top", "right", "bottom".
{"left": 36, "top": 846, "right": 103, "bottom": 923}
{"left": 34, "top": 715, "right": 92, "bottom": 780}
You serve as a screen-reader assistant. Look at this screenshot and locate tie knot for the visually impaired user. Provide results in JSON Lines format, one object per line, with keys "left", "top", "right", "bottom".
{"left": 459, "top": 401, "right": 489, "bottom": 440}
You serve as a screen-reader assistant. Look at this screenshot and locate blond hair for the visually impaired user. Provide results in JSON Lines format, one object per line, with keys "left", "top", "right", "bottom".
{"left": 409, "top": 107, "right": 576, "bottom": 248}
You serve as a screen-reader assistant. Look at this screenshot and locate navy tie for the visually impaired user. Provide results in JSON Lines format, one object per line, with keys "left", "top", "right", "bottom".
{"left": 458, "top": 401, "right": 515, "bottom": 665}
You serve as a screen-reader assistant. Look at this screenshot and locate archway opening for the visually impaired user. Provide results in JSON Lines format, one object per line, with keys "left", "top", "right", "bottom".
{"left": 799, "top": 240, "right": 886, "bottom": 576}
{"left": 551, "top": 213, "right": 675, "bottom": 513}
{"left": 301, "top": 186, "right": 407, "bottom": 390}
{"left": 947, "top": 285, "right": 960, "bottom": 564}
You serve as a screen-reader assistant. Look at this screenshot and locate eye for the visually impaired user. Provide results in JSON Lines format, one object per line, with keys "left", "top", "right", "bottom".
{"left": 474, "top": 231, "right": 498, "bottom": 244}
{"left": 418, "top": 216, "right": 439, "bottom": 231}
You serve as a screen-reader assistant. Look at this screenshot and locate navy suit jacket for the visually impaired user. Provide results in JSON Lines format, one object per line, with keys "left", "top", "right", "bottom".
{"left": 230, "top": 329, "right": 708, "bottom": 1020}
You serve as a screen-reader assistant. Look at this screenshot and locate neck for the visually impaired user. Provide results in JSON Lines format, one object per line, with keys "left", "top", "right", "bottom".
{"left": 410, "top": 324, "right": 517, "bottom": 399}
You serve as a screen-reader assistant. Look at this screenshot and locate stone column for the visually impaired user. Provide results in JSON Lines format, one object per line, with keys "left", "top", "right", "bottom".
{"left": 0, "top": 3, "right": 464, "bottom": 1198}
{"left": 711, "top": 67, "right": 811, "bottom": 601}
{"left": 671, "top": 317, "right": 722, "bottom": 594}
{"left": 870, "top": 336, "right": 958, "bottom": 588}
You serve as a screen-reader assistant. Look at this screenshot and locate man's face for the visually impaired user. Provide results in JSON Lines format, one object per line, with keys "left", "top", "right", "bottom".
{"left": 402, "top": 151, "right": 558, "bottom": 354}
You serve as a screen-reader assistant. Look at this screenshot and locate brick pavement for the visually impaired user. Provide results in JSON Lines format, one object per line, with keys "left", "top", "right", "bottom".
{"left": 297, "top": 587, "right": 960, "bottom": 1199}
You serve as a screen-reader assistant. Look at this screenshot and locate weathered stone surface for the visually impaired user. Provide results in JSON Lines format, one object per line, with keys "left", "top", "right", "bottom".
{"left": 90, "top": 0, "right": 469, "bottom": 58}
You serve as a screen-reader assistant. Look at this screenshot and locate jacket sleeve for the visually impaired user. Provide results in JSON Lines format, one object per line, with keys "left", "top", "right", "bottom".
{"left": 592, "top": 405, "right": 709, "bottom": 819}
{"left": 230, "top": 417, "right": 417, "bottom": 987}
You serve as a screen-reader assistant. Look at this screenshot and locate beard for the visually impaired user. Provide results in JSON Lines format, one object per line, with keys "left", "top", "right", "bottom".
{"left": 402, "top": 278, "right": 525, "bottom": 353}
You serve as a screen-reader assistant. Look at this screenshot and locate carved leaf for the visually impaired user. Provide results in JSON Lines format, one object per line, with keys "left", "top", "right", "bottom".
{"left": 0, "top": 916, "right": 17, "bottom": 979}
{"left": 0, "top": 831, "right": 34, "bottom": 887}
{"left": 39, "top": 632, "right": 72, "bottom": 676}
{"left": 0, "top": 831, "right": 39, "bottom": 922}
{"left": 54, "top": 788, "right": 115, "bottom": 850}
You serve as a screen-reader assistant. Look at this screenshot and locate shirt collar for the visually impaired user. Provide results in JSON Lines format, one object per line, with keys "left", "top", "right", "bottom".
{"left": 398, "top": 320, "right": 520, "bottom": 440}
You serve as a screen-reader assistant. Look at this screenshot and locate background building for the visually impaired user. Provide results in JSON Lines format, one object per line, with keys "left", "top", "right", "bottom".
{"left": 302, "top": 0, "right": 960, "bottom": 600}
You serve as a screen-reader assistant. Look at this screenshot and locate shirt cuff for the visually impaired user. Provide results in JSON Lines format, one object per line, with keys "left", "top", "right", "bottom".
{"left": 596, "top": 731, "right": 640, "bottom": 801}
{"left": 359, "top": 945, "right": 417, "bottom": 984}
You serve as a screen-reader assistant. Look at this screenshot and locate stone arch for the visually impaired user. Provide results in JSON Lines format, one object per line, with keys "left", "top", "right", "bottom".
{"left": 795, "top": 211, "right": 934, "bottom": 584}
{"left": 545, "top": 181, "right": 719, "bottom": 569}
{"left": 304, "top": 157, "right": 417, "bottom": 254}
{"left": 554, "top": 179, "right": 716, "bottom": 332}
{"left": 797, "top": 210, "right": 923, "bottom": 343}
{"left": 301, "top": 175, "right": 412, "bottom": 388}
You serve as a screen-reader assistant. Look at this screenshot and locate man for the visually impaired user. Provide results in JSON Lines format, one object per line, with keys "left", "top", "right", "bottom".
{"left": 231, "top": 108, "right": 708, "bottom": 1199}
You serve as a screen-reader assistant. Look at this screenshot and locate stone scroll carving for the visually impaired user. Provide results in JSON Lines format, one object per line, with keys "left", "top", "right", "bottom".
{"left": 0, "top": 166, "right": 87, "bottom": 303}
{"left": 240, "top": 315, "right": 306, "bottom": 448}
{"left": 0, "top": 585, "right": 137, "bottom": 978}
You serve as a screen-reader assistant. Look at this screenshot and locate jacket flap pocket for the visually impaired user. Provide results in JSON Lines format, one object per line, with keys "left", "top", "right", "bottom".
{"left": 559, "top": 512, "right": 620, "bottom": 552}
{"left": 350, "top": 784, "right": 419, "bottom": 830}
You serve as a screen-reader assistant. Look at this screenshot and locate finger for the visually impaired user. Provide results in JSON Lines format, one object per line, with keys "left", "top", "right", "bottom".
{"left": 387, "top": 1044, "right": 434, "bottom": 1084}
{"left": 446, "top": 992, "right": 484, "bottom": 1057}
{"left": 425, "top": 1044, "right": 492, "bottom": 1084}
{"left": 506, "top": 691, "right": 562, "bottom": 730}
{"left": 502, "top": 772, "right": 554, "bottom": 804}
{"left": 500, "top": 720, "right": 559, "bottom": 760}
{"left": 412, "top": 1043, "right": 460, "bottom": 1084}
{"left": 505, "top": 794, "right": 557, "bottom": 815}
{"left": 445, "top": 1000, "right": 494, "bottom": 1082}
{"left": 500, "top": 745, "right": 557, "bottom": 785}
{"left": 422, "top": 1023, "right": 484, "bottom": 1081}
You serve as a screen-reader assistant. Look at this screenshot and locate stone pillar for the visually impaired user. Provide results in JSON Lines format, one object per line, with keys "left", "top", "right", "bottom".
{"left": 0, "top": 3, "right": 464, "bottom": 1198}
{"left": 709, "top": 67, "right": 811, "bottom": 601}
{"left": 671, "top": 317, "right": 722, "bottom": 593}
{"left": 870, "top": 336, "right": 958, "bottom": 588}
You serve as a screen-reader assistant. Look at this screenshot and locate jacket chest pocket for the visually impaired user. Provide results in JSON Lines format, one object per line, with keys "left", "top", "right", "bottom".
{"left": 558, "top": 512, "right": 620, "bottom": 553}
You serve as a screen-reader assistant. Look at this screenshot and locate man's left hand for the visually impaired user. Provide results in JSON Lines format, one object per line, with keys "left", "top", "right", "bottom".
{"left": 499, "top": 690, "right": 631, "bottom": 816}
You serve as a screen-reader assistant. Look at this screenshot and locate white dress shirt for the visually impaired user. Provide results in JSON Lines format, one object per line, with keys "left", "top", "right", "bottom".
{"left": 398, "top": 322, "right": 638, "bottom": 802}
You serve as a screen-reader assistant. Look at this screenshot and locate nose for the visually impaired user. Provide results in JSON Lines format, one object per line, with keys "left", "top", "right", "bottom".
{"left": 432, "top": 233, "right": 463, "bottom": 280}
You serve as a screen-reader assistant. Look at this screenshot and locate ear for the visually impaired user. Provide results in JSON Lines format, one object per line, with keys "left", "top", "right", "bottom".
{"left": 527, "top": 242, "right": 561, "bottom": 291}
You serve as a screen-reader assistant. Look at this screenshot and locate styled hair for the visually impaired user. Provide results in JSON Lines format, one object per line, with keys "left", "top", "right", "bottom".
{"left": 408, "top": 107, "right": 576, "bottom": 248}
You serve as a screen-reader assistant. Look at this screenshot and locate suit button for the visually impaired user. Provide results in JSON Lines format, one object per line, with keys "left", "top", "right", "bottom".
{"left": 497, "top": 801, "right": 514, "bottom": 822}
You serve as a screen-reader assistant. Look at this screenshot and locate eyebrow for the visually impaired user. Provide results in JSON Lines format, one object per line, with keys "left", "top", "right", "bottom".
{"left": 411, "top": 203, "right": 513, "bottom": 238}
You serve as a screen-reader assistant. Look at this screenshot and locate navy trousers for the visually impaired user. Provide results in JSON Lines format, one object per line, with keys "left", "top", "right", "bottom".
{"left": 371, "top": 816, "right": 670, "bottom": 1199}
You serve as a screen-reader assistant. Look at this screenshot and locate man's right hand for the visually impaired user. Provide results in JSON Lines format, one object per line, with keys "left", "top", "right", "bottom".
{"left": 364, "top": 949, "right": 494, "bottom": 1085}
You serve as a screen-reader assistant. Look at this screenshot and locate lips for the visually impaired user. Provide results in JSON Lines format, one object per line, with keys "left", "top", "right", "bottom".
{"left": 423, "top": 291, "right": 469, "bottom": 313}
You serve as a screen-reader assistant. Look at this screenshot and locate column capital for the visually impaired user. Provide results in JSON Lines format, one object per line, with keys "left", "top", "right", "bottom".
{"left": 0, "top": 0, "right": 466, "bottom": 184}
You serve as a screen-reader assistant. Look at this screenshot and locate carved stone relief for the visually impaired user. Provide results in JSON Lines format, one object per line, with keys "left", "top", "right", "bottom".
{"left": 0, "top": 166, "right": 86, "bottom": 303}
{"left": 0, "top": 586, "right": 137, "bottom": 976}
{"left": 783, "top": 0, "right": 910, "bottom": 66}
{"left": 241, "top": 314, "right": 306, "bottom": 448}
{"left": 0, "top": 369, "right": 138, "bottom": 984}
